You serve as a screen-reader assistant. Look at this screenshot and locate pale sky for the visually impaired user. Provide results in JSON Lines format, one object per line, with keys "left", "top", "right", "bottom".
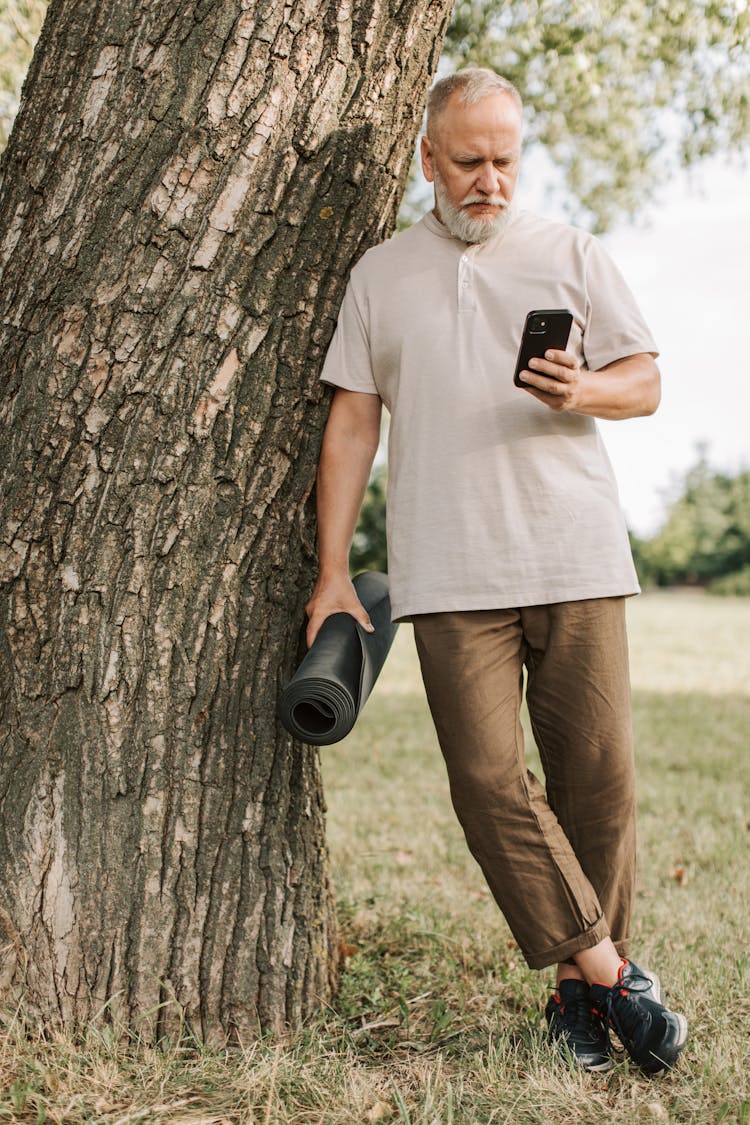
{"left": 598, "top": 159, "right": 750, "bottom": 535}
{"left": 518, "top": 155, "right": 750, "bottom": 536}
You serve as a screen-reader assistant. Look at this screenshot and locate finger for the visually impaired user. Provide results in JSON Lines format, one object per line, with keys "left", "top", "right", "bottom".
{"left": 306, "top": 618, "right": 320, "bottom": 649}
{"left": 527, "top": 357, "right": 573, "bottom": 383}
{"left": 522, "top": 368, "right": 568, "bottom": 393}
{"left": 544, "top": 348, "right": 576, "bottom": 368}
{"left": 306, "top": 607, "right": 334, "bottom": 648}
{"left": 522, "top": 384, "right": 569, "bottom": 411}
{"left": 346, "top": 598, "right": 374, "bottom": 632}
{"left": 306, "top": 605, "right": 373, "bottom": 649}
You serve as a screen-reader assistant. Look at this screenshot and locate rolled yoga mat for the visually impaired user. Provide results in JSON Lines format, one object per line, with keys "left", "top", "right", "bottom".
{"left": 279, "top": 570, "right": 399, "bottom": 745}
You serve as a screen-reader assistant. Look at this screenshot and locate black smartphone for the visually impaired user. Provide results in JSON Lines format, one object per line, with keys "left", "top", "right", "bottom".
{"left": 513, "top": 308, "right": 573, "bottom": 388}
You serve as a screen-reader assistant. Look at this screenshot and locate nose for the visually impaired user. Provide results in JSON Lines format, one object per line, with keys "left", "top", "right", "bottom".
{"left": 475, "top": 162, "right": 501, "bottom": 195}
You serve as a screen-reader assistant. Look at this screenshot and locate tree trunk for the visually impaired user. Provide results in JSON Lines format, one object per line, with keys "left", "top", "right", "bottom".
{"left": 0, "top": 0, "right": 453, "bottom": 1039}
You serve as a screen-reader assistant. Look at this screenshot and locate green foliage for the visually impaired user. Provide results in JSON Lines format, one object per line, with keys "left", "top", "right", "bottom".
{"left": 635, "top": 454, "right": 750, "bottom": 589}
{"left": 442, "top": 0, "right": 750, "bottom": 230}
{"left": 350, "top": 463, "right": 387, "bottom": 575}
{"left": 2, "top": 1, "right": 749, "bottom": 230}
{"left": 0, "top": 0, "right": 45, "bottom": 147}
{"left": 709, "top": 563, "right": 750, "bottom": 597}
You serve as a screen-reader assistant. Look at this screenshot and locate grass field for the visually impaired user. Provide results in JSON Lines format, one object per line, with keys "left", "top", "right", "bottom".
{"left": 1, "top": 592, "right": 749, "bottom": 1123}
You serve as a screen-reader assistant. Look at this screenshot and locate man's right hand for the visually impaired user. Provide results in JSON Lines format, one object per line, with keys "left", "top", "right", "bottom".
{"left": 305, "top": 573, "right": 374, "bottom": 649}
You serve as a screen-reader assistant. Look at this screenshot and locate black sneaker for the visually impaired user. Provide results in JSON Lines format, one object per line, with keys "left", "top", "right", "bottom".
{"left": 621, "top": 958, "right": 662, "bottom": 1003}
{"left": 545, "top": 978, "right": 613, "bottom": 1072}
{"left": 590, "top": 959, "right": 688, "bottom": 1074}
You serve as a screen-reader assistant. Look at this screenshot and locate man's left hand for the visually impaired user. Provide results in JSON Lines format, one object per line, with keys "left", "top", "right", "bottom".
{"left": 517, "top": 349, "right": 661, "bottom": 420}
{"left": 518, "top": 349, "right": 585, "bottom": 412}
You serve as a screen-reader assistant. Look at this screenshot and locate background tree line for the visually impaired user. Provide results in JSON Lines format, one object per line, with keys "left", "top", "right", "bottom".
{"left": 354, "top": 454, "right": 750, "bottom": 595}
{"left": 630, "top": 453, "right": 750, "bottom": 594}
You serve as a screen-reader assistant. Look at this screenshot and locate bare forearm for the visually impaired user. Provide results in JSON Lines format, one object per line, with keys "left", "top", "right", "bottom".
{"left": 305, "top": 389, "right": 382, "bottom": 647}
{"left": 315, "top": 388, "right": 382, "bottom": 576}
{"left": 522, "top": 351, "right": 661, "bottom": 420}
{"left": 574, "top": 355, "right": 661, "bottom": 420}
{"left": 316, "top": 428, "right": 378, "bottom": 576}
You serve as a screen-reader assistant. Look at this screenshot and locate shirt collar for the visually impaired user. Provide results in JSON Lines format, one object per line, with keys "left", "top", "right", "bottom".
{"left": 422, "top": 205, "right": 519, "bottom": 250}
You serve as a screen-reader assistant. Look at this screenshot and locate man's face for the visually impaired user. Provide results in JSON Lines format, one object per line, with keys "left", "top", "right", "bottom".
{"left": 420, "top": 90, "right": 522, "bottom": 243}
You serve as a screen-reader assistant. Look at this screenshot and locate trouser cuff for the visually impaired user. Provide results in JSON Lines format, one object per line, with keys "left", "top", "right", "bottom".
{"left": 557, "top": 935, "right": 631, "bottom": 967}
{"left": 524, "top": 917, "right": 611, "bottom": 970}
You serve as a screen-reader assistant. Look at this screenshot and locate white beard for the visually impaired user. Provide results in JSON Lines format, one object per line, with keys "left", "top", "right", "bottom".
{"left": 434, "top": 170, "right": 512, "bottom": 244}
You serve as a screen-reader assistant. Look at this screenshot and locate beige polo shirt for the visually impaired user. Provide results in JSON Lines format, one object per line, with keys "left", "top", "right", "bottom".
{"left": 321, "top": 209, "right": 658, "bottom": 621}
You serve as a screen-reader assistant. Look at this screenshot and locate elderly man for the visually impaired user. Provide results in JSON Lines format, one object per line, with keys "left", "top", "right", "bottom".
{"left": 306, "top": 68, "right": 688, "bottom": 1073}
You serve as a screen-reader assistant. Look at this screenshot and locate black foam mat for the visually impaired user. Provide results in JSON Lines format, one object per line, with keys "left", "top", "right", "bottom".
{"left": 279, "top": 571, "right": 398, "bottom": 745}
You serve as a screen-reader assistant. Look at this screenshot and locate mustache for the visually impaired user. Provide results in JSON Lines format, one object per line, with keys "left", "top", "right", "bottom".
{"left": 460, "top": 194, "right": 507, "bottom": 209}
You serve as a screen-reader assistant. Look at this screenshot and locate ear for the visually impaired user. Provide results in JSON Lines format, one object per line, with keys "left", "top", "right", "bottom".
{"left": 420, "top": 134, "right": 435, "bottom": 183}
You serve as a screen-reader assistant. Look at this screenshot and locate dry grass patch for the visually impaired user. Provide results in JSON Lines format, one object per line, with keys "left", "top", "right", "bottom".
{"left": 1, "top": 593, "right": 749, "bottom": 1123}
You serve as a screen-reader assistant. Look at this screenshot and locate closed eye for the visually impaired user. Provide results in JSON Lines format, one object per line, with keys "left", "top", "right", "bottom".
{"left": 453, "top": 157, "right": 514, "bottom": 169}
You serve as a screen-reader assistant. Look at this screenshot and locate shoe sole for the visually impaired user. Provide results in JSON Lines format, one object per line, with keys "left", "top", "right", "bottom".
{"left": 582, "top": 1055, "right": 615, "bottom": 1074}
{"left": 639, "top": 970, "right": 689, "bottom": 1073}
{"left": 547, "top": 1018, "right": 613, "bottom": 1074}
{"left": 645, "top": 1012, "right": 689, "bottom": 1073}
{"left": 553, "top": 1040, "right": 614, "bottom": 1074}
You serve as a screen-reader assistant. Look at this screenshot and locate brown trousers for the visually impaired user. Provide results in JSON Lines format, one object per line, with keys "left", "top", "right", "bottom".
{"left": 412, "top": 599, "right": 635, "bottom": 970}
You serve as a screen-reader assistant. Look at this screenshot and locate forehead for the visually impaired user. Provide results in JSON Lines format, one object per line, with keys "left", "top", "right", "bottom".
{"left": 436, "top": 91, "right": 523, "bottom": 154}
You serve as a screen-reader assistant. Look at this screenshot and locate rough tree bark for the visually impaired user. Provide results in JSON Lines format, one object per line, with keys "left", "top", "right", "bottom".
{"left": 0, "top": 0, "right": 453, "bottom": 1039}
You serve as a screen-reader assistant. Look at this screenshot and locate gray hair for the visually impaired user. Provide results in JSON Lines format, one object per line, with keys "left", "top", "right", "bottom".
{"left": 426, "top": 68, "right": 523, "bottom": 140}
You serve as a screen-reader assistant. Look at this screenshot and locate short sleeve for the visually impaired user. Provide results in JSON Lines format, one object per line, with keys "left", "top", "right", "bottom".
{"left": 582, "top": 237, "right": 659, "bottom": 371}
{"left": 320, "top": 272, "right": 380, "bottom": 395}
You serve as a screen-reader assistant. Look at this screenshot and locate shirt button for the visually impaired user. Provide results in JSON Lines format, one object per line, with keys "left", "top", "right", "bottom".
{"left": 462, "top": 280, "right": 469, "bottom": 288}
